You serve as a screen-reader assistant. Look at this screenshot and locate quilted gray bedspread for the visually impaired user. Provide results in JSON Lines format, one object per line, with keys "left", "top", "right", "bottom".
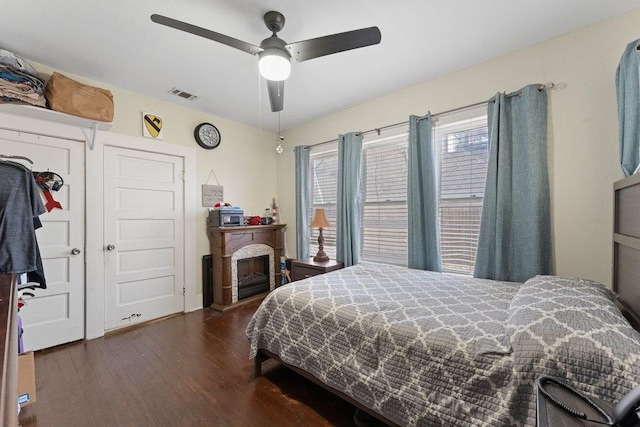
{"left": 246, "top": 262, "right": 640, "bottom": 426}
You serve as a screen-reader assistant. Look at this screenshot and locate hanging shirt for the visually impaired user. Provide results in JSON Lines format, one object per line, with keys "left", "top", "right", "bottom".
{"left": 25, "top": 216, "right": 46, "bottom": 288}
{"left": 0, "top": 162, "right": 45, "bottom": 273}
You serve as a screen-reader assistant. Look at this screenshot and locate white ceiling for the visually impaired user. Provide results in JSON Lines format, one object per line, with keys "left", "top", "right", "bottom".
{"left": 1, "top": 1, "right": 639, "bottom": 133}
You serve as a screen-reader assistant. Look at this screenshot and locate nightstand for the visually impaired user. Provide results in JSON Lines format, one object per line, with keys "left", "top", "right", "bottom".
{"left": 290, "top": 258, "right": 344, "bottom": 281}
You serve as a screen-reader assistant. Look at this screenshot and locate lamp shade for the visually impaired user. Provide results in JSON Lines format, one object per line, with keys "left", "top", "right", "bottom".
{"left": 258, "top": 49, "right": 291, "bottom": 81}
{"left": 310, "top": 208, "right": 330, "bottom": 228}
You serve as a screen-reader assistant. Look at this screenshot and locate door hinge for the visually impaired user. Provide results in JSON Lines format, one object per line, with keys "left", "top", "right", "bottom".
{"left": 182, "top": 287, "right": 186, "bottom": 296}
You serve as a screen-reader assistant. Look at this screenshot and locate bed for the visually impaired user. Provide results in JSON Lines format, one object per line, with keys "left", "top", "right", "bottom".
{"left": 246, "top": 175, "right": 640, "bottom": 426}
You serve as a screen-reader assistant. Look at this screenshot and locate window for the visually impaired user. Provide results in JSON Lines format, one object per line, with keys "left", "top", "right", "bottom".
{"left": 310, "top": 151, "right": 338, "bottom": 260}
{"left": 361, "top": 133, "right": 409, "bottom": 265}
{"left": 358, "top": 115, "right": 488, "bottom": 272}
{"left": 436, "top": 116, "right": 488, "bottom": 274}
{"left": 306, "top": 109, "right": 488, "bottom": 275}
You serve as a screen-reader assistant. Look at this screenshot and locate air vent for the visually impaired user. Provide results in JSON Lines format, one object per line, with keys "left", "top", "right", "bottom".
{"left": 168, "top": 87, "right": 198, "bottom": 101}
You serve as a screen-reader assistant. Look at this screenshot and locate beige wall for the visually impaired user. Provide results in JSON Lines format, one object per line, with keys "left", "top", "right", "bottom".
{"left": 26, "top": 62, "right": 278, "bottom": 298}
{"left": 277, "top": 9, "right": 640, "bottom": 287}
{"left": 19, "top": 7, "right": 640, "bottom": 292}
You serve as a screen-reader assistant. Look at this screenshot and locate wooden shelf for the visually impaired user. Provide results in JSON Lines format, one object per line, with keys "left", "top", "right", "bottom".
{"left": 0, "top": 103, "right": 112, "bottom": 129}
{"left": 0, "top": 103, "right": 112, "bottom": 149}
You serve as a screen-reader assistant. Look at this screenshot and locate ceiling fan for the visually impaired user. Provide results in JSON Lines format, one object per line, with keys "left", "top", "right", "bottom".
{"left": 150, "top": 11, "right": 381, "bottom": 112}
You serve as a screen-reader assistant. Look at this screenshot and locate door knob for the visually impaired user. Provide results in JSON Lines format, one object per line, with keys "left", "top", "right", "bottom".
{"left": 71, "top": 248, "right": 81, "bottom": 255}
{"left": 107, "top": 244, "right": 116, "bottom": 251}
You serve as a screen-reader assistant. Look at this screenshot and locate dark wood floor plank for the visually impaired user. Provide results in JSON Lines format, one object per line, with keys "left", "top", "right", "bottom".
{"left": 126, "top": 313, "right": 254, "bottom": 424}
{"left": 101, "top": 334, "right": 167, "bottom": 426}
{"left": 49, "top": 347, "right": 98, "bottom": 426}
{"left": 53, "top": 345, "right": 85, "bottom": 406}
{"left": 124, "top": 332, "right": 210, "bottom": 425}
{"left": 77, "top": 339, "right": 142, "bottom": 426}
{"left": 38, "top": 349, "right": 73, "bottom": 415}
{"left": 17, "top": 298, "right": 359, "bottom": 426}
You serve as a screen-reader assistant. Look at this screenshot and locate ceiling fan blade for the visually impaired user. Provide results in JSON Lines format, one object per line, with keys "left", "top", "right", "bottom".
{"left": 267, "top": 80, "right": 284, "bottom": 112}
{"left": 286, "top": 26, "right": 381, "bottom": 63}
{"left": 150, "top": 14, "right": 262, "bottom": 56}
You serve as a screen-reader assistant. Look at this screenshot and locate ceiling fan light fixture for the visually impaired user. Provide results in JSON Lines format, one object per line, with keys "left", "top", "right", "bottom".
{"left": 259, "top": 49, "right": 291, "bottom": 81}
{"left": 151, "top": 11, "right": 381, "bottom": 112}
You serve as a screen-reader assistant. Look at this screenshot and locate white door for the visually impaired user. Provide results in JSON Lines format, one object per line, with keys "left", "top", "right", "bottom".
{"left": 103, "top": 146, "right": 185, "bottom": 330}
{"left": 0, "top": 129, "right": 85, "bottom": 351}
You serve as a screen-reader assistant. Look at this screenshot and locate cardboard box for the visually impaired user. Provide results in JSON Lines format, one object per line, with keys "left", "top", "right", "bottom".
{"left": 17, "top": 351, "right": 36, "bottom": 407}
{"left": 45, "top": 71, "right": 114, "bottom": 122}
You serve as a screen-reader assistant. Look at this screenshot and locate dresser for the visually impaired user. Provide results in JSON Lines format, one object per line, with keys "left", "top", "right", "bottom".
{"left": 613, "top": 172, "right": 640, "bottom": 326}
{"left": 290, "top": 258, "right": 344, "bottom": 281}
{"left": 0, "top": 274, "right": 18, "bottom": 426}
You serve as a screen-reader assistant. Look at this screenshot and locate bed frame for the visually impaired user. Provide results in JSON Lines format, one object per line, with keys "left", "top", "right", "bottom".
{"left": 613, "top": 172, "right": 640, "bottom": 330}
{"left": 254, "top": 349, "right": 400, "bottom": 426}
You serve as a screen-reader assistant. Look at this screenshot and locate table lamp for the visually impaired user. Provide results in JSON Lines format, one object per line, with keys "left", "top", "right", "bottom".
{"left": 310, "top": 208, "right": 331, "bottom": 262}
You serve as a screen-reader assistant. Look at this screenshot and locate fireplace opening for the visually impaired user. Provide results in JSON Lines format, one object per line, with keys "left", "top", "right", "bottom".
{"left": 237, "top": 255, "right": 270, "bottom": 300}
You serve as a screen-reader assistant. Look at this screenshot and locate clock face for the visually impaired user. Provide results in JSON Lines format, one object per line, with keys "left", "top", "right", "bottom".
{"left": 194, "top": 123, "right": 221, "bottom": 149}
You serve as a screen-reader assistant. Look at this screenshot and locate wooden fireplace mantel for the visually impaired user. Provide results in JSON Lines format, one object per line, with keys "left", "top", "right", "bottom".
{"left": 206, "top": 224, "right": 286, "bottom": 311}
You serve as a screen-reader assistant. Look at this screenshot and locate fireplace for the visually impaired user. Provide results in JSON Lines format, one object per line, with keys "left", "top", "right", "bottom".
{"left": 207, "top": 224, "right": 286, "bottom": 311}
{"left": 237, "top": 255, "right": 270, "bottom": 300}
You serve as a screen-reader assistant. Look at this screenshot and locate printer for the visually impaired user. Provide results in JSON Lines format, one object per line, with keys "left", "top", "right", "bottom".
{"left": 207, "top": 207, "right": 244, "bottom": 227}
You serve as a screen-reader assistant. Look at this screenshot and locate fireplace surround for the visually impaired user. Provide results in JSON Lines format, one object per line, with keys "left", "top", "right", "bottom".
{"left": 207, "top": 224, "right": 285, "bottom": 311}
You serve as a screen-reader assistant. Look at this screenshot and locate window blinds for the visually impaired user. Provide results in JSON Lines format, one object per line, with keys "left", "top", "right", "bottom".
{"left": 361, "top": 136, "right": 409, "bottom": 265}
{"left": 436, "top": 119, "right": 488, "bottom": 274}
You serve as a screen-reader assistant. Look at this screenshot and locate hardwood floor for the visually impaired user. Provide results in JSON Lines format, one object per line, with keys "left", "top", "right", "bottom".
{"left": 17, "top": 299, "right": 360, "bottom": 426}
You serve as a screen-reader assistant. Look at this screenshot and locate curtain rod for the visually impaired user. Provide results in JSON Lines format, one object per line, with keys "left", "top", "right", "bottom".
{"left": 306, "top": 82, "right": 555, "bottom": 149}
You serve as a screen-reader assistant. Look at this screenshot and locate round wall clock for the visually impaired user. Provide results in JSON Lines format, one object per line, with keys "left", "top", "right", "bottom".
{"left": 194, "top": 122, "right": 221, "bottom": 149}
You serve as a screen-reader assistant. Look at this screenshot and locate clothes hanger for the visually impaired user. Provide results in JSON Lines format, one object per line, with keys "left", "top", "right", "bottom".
{"left": 0, "top": 154, "right": 34, "bottom": 172}
{"left": 0, "top": 159, "right": 32, "bottom": 172}
{"left": 0, "top": 154, "right": 33, "bottom": 164}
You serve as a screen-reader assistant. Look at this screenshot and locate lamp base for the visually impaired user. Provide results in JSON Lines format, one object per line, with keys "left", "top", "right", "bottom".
{"left": 313, "top": 253, "right": 330, "bottom": 263}
{"left": 313, "top": 226, "right": 330, "bottom": 263}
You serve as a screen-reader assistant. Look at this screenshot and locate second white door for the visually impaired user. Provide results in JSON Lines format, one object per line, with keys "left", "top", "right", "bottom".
{"left": 103, "top": 146, "right": 185, "bottom": 330}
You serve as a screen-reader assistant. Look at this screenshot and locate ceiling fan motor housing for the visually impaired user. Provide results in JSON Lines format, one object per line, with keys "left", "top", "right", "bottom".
{"left": 260, "top": 35, "right": 289, "bottom": 53}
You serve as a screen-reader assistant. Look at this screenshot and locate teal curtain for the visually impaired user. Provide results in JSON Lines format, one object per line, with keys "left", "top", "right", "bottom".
{"left": 294, "top": 146, "right": 310, "bottom": 259}
{"left": 407, "top": 114, "right": 442, "bottom": 271}
{"left": 616, "top": 38, "right": 640, "bottom": 177}
{"left": 336, "top": 132, "right": 363, "bottom": 266}
{"left": 474, "top": 84, "right": 552, "bottom": 282}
